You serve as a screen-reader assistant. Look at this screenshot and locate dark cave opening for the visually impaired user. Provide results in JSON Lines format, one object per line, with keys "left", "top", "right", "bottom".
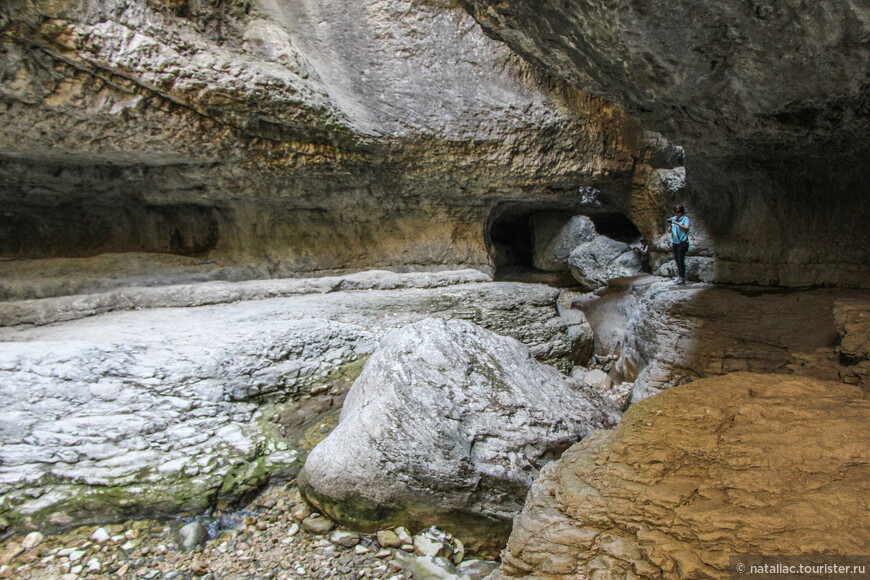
{"left": 588, "top": 212, "right": 642, "bottom": 244}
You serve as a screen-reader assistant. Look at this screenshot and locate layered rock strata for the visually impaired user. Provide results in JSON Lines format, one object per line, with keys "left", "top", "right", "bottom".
{"left": 495, "top": 373, "right": 870, "bottom": 579}
{"left": 461, "top": 0, "right": 870, "bottom": 287}
{"left": 0, "top": 271, "right": 587, "bottom": 531}
{"left": 299, "top": 318, "right": 619, "bottom": 556}
{"left": 0, "top": 0, "right": 650, "bottom": 281}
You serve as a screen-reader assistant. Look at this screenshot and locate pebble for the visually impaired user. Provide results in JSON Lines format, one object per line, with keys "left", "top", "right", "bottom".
{"left": 329, "top": 530, "right": 360, "bottom": 548}
{"left": 376, "top": 529, "right": 402, "bottom": 548}
{"left": 68, "top": 550, "right": 86, "bottom": 562}
{"left": 21, "top": 532, "right": 44, "bottom": 549}
{"left": 90, "top": 527, "right": 110, "bottom": 543}
{"left": 301, "top": 514, "right": 335, "bottom": 534}
{"left": 395, "top": 526, "right": 413, "bottom": 544}
{"left": 177, "top": 522, "right": 209, "bottom": 551}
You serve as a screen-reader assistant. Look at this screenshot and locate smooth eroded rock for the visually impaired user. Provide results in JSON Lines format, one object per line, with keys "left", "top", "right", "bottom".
{"left": 567, "top": 235, "right": 640, "bottom": 290}
{"left": 498, "top": 373, "right": 870, "bottom": 579}
{"left": 299, "top": 318, "right": 619, "bottom": 555}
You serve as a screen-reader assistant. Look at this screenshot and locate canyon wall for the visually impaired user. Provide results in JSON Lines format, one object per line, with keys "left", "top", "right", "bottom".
{"left": 1, "top": 0, "right": 652, "bottom": 288}
{"left": 460, "top": 0, "right": 870, "bottom": 287}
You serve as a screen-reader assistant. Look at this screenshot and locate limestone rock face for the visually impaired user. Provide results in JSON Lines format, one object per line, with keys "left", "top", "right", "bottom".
{"left": 298, "top": 318, "right": 619, "bottom": 555}
{"left": 574, "top": 277, "right": 870, "bottom": 403}
{"left": 0, "top": 271, "right": 586, "bottom": 530}
{"left": 460, "top": 0, "right": 870, "bottom": 288}
{"left": 0, "top": 0, "right": 646, "bottom": 279}
{"left": 531, "top": 214, "right": 596, "bottom": 272}
{"left": 497, "top": 373, "right": 870, "bottom": 579}
{"left": 566, "top": 235, "right": 639, "bottom": 290}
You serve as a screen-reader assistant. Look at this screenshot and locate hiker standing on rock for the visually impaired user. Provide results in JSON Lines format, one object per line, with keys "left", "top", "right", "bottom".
{"left": 668, "top": 204, "right": 690, "bottom": 284}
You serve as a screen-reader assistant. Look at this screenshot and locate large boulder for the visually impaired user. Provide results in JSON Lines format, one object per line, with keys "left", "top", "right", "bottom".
{"left": 531, "top": 214, "right": 597, "bottom": 272}
{"left": 496, "top": 373, "right": 870, "bottom": 579}
{"left": 567, "top": 235, "right": 640, "bottom": 290}
{"left": 298, "top": 318, "right": 619, "bottom": 555}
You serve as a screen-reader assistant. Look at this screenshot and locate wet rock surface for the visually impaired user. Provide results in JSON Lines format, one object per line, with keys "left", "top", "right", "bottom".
{"left": 0, "top": 484, "right": 499, "bottom": 579}
{"left": 494, "top": 373, "right": 870, "bottom": 579}
{"left": 0, "top": 271, "right": 588, "bottom": 531}
{"left": 299, "top": 319, "right": 619, "bottom": 556}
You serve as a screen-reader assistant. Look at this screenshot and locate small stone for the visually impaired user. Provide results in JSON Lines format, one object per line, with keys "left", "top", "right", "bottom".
{"left": 120, "top": 541, "right": 135, "bottom": 551}
{"left": 375, "top": 549, "right": 392, "bottom": 558}
{"left": 451, "top": 537, "right": 465, "bottom": 565}
{"left": 177, "top": 522, "right": 208, "bottom": 551}
{"left": 329, "top": 530, "right": 360, "bottom": 548}
{"left": 86, "top": 558, "right": 101, "bottom": 572}
{"left": 90, "top": 527, "right": 111, "bottom": 543}
{"left": 458, "top": 559, "right": 500, "bottom": 580}
{"left": 70, "top": 564, "right": 83, "bottom": 574}
{"left": 401, "top": 544, "right": 415, "bottom": 552}
{"left": 21, "top": 532, "right": 44, "bottom": 549}
{"left": 295, "top": 566, "right": 306, "bottom": 575}
{"left": 300, "top": 515, "right": 335, "bottom": 535}
{"left": 287, "top": 523, "right": 300, "bottom": 537}
{"left": 57, "top": 548, "right": 75, "bottom": 557}
{"left": 124, "top": 529, "right": 139, "bottom": 540}
{"left": 189, "top": 556, "right": 209, "bottom": 576}
{"left": 395, "top": 526, "right": 413, "bottom": 544}
{"left": 60, "top": 574, "right": 77, "bottom": 580}
{"left": 110, "top": 535, "right": 126, "bottom": 543}
{"left": 409, "top": 556, "right": 465, "bottom": 580}
{"left": 256, "top": 521, "right": 268, "bottom": 531}
{"left": 291, "top": 505, "right": 312, "bottom": 521}
{"left": 376, "top": 529, "right": 402, "bottom": 548}
{"left": 413, "top": 533, "right": 450, "bottom": 558}
{"left": 0, "top": 543, "right": 23, "bottom": 565}
{"left": 68, "top": 550, "right": 86, "bottom": 562}
{"left": 354, "top": 544, "right": 369, "bottom": 555}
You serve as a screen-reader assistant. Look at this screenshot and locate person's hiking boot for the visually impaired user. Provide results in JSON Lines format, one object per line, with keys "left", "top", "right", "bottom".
{"left": 674, "top": 277, "right": 685, "bottom": 285}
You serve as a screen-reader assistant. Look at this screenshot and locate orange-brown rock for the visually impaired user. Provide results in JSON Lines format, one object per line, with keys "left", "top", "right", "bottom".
{"left": 497, "top": 373, "right": 870, "bottom": 579}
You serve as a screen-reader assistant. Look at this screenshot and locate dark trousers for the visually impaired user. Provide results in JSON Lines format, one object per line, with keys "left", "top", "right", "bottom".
{"left": 672, "top": 242, "right": 688, "bottom": 278}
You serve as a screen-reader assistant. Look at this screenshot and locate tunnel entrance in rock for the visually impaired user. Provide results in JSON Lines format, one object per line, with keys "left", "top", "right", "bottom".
{"left": 487, "top": 203, "right": 641, "bottom": 284}
{"left": 588, "top": 212, "right": 642, "bottom": 244}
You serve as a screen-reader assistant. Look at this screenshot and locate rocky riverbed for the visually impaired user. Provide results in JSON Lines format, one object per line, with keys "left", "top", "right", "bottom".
{"left": 0, "top": 482, "right": 498, "bottom": 580}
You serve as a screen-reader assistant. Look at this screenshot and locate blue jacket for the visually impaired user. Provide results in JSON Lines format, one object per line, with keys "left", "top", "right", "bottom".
{"left": 670, "top": 215, "right": 689, "bottom": 244}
